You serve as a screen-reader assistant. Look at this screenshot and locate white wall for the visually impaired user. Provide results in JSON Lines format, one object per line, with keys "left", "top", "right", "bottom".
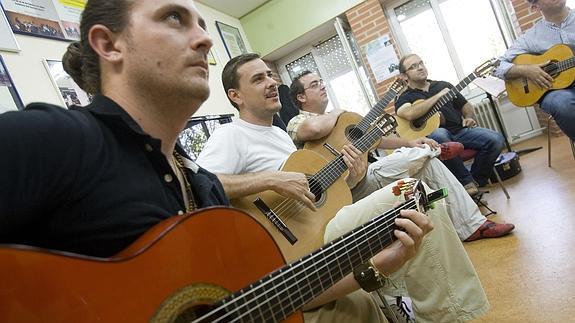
{"left": 0, "top": 1, "right": 246, "bottom": 117}
{"left": 2, "top": 35, "right": 69, "bottom": 107}
{"left": 194, "top": 1, "right": 249, "bottom": 117}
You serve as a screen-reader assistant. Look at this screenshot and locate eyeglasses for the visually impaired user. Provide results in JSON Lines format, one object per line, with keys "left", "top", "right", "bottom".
{"left": 304, "top": 79, "right": 325, "bottom": 91}
{"left": 406, "top": 61, "right": 425, "bottom": 72}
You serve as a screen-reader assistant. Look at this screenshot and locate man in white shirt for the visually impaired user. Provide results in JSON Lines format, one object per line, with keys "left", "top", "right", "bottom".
{"left": 197, "top": 53, "right": 489, "bottom": 323}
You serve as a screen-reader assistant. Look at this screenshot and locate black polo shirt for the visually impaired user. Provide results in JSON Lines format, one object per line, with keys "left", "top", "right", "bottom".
{"left": 0, "top": 95, "right": 228, "bottom": 257}
{"left": 395, "top": 80, "right": 468, "bottom": 134}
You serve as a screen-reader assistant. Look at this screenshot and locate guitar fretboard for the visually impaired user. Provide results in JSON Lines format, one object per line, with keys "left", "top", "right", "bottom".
{"left": 197, "top": 194, "right": 422, "bottom": 322}
{"left": 415, "top": 75, "right": 478, "bottom": 126}
{"left": 551, "top": 56, "right": 575, "bottom": 74}
{"left": 356, "top": 87, "right": 400, "bottom": 133}
{"left": 310, "top": 122, "right": 391, "bottom": 191}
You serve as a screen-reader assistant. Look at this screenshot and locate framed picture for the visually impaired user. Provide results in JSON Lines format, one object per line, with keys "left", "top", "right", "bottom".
{"left": 42, "top": 59, "right": 91, "bottom": 108}
{"left": 215, "top": 21, "right": 247, "bottom": 59}
{"left": 0, "top": 55, "right": 24, "bottom": 112}
{"left": 0, "top": 5, "right": 19, "bottom": 52}
{"left": 1, "top": 0, "right": 83, "bottom": 41}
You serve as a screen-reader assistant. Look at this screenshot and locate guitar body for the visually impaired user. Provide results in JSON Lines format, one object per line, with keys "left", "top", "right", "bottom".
{"left": 304, "top": 111, "right": 375, "bottom": 163}
{"left": 0, "top": 207, "right": 303, "bottom": 323}
{"left": 506, "top": 44, "right": 575, "bottom": 107}
{"left": 395, "top": 111, "right": 440, "bottom": 140}
{"left": 232, "top": 149, "right": 352, "bottom": 263}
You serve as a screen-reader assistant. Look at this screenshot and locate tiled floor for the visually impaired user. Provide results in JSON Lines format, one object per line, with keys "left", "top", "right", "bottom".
{"left": 467, "top": 134, "right": 575, "bottom": 322}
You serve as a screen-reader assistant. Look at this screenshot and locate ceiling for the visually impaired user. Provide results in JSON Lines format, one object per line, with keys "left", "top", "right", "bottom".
{"left": 196, "top": 0, "right": 269, "bottom": 18}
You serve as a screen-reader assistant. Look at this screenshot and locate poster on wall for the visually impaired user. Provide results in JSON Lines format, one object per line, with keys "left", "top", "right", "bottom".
{"left": 215, "top": 21, "right": 248, "bottom": 59}
{"left": 0, "top": 6, "right": 19, "bottom": 51}
{"left": 0, "top": 0, "right": 84, "bottom": 41}
{"left": 0, "top": 55, "right": 24, "bottom": 113}
{"left": 43, "top": 59, "right": 91, "bottom": 108}
{"left": 362, "top": 34, "right": 400, "bottom": 83}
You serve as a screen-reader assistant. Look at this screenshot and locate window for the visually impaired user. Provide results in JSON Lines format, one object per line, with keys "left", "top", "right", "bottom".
{"left": 388, "top": 0, "right": 508, "bottom": 90}
{"left": 279, "top": 32, "right": 375, "bottom": 116}
{"left": 178, "top": 114, "right": 233, "bottom": 160}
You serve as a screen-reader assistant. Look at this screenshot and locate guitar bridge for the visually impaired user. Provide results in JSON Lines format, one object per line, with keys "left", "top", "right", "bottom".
{"left": 253, "top": 198, "right": 298, "bottom": 245}
{"left": 323, "top": 143, "right": 340, "bottom": 157}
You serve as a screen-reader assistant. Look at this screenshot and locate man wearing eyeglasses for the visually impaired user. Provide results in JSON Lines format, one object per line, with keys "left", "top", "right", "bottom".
{"left": 493, "top": 0, "right": 575, "bottom": 141}
{"left": 395, "top": 54, "right": 506, "bottom": 194}
{"left": 288, "top": 70, "right": 514, "bottom": 244}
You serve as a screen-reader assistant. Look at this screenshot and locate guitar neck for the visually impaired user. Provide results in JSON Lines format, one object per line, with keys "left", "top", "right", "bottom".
{"left": 356, "top": 88, "right": 399, "bottom": 132}
{"left": 311, "top": 124, "right": 390, "bottom": 190}
{"left": 198, "top": 190, "right": 442, "bottom": 322}
{"left": 556, "top": 56, "right": 575, "bottom": 74}
{"left": 418, "top": 75, "right": 477, "bottom": 123}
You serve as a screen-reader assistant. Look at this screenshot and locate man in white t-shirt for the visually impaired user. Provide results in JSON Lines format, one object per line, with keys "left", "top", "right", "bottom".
{"left": 196, "top": 53, "right": 489, "bottom": 323}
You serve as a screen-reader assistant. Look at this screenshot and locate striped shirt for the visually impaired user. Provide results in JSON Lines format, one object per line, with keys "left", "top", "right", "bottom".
{"left": 493, "top": 8, "right": 575, "bottom": 79}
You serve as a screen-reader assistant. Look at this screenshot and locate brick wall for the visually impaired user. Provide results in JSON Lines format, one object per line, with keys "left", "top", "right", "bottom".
{"left": 345, "top": 0, "right": 401, "bottom": 112}
{"left": 345, "top": 0, "right": 562, "bottom": 136}
{"left": 508, "top": 0, "right": 562, "bottom": 136}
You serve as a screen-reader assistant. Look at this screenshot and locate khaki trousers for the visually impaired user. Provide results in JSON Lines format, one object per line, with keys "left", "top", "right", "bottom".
{"left": 325, "top": 179, "right": 490, "bottom": 323}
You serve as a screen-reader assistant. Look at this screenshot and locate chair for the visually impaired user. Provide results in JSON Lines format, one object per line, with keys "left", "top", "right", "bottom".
{"left": 547, "top": 115, "right": 575, "bottom": 167}
{"left": 459, "top": 148, "right": 510, "bottom": 216}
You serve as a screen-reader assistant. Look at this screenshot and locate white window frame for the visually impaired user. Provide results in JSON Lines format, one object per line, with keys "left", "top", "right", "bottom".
{"left": 385, "top": 0, "right": 514, "bottom": 99}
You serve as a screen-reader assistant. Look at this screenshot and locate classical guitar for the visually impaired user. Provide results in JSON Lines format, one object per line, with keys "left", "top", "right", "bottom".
{"left": 232, "top": 115, "right": 397, "bottom": 263}
{"left": 304, "top": 79, "right": 405, "bottom": 162}
{"left": 0, "top": 182, "right": 446, "bottom": 323}
{"left": 505, "top": 44, "right": 575, "bottom": 107}
{"left": 395, "top": 59, "right": 499, "bottom": 140}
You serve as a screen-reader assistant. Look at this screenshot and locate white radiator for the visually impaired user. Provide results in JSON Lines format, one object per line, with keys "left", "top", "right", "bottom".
{"left": 473, "top": 98, "right": 502, "bottom": 133}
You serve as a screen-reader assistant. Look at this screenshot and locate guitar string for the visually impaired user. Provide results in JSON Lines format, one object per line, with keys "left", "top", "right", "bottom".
{"left": 274, "top": 126, "right": 390, "bottom": 221}
{"left": 346, "top": 87, "right": 399, "bottom": 142}
{"left": 198, "top": 198, "right": 422, "bottom": 322}
{"left": 268, "top": 124, "right": 384, "bottom": 218}
{"left": 233, "top": 196, "right": 425, "bottom": 322}
{"left": 268, "top": 124, "right": 389, "bottom": 222}
{"left": 418, "top": 75, "right": 475, "bottom": 124}
{"left": 200, "top": 198, "right": 419, "bottom": 322}
{"left": 261, "top": 85, "right": 400, "bottom": 220}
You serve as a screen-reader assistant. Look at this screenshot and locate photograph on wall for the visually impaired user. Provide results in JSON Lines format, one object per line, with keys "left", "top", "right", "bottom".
{"left": 43, "top": 59, "right": 91, "bottom": 108}
{"left": 0, "top": 0, "right": 85, "bottom": 41}
{"left": 215, "top": 21, "right": 247, "bottom": 59}
{"left": 0, "top": 6, "right": 19, "bottom": 51}
{"left": 0, "top": 55, "right": 24, "bottom": 113}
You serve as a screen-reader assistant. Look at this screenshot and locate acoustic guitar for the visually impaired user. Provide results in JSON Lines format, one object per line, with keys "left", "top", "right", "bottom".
{"left": 232, "top": 115, "right": 397, "bottom": 263}
{"left": 304, "top": 79, "right": 405, "bottom": 162}
{"left": 505, "top": 44, "right": 575, "bottom": 107}
{"left": 394, "top": 59, "right": 499, "bottom": 140}
{"left": 0, "top": 182, "right": 446, "bottom": 322}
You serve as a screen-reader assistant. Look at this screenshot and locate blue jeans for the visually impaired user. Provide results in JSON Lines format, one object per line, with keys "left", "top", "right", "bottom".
{"left": 540, "top": 85, "right": 575, "bottom": 140}
{"left": 429, "top": 127, "right": 505, "bottom": 187}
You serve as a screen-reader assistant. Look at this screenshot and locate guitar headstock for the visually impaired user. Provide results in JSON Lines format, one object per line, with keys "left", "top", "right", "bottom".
{"left": 474, "top": 58, "right": 500, "bottom": 78}
{"left": 392, "top": 179, "right": 448, "bottom": 213}
{"left": 392, "top": 179, "right": 428, "bottom": 213}
{"left": 374, "top": 113, "right": 398, "bottom": 137}
{"left": 389, "top": 78, "right": 407, "bottom": 95}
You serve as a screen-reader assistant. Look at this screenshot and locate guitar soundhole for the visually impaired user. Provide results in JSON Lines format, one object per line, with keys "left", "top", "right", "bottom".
{"left": 173, "top": 304, "right": 214, "bottom": 322}
{"left": 151, "top": 284, "right": 231, "bottom": 323}
{"left": 307, "top": 177, "right": 326, "bottom": 207}
{"left": 345, "top": 125, "right": 364, "bottom": 141}
{"left": 412, "top": 119, "right": 425, "bottom": 130}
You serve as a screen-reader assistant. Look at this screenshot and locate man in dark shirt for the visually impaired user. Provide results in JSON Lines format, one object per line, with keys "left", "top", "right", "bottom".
{"left": 395, "top": 54, "right": 505, "bottom": 192}
{"left": 0, "top": 0, "right": 228, "bottom": 257}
